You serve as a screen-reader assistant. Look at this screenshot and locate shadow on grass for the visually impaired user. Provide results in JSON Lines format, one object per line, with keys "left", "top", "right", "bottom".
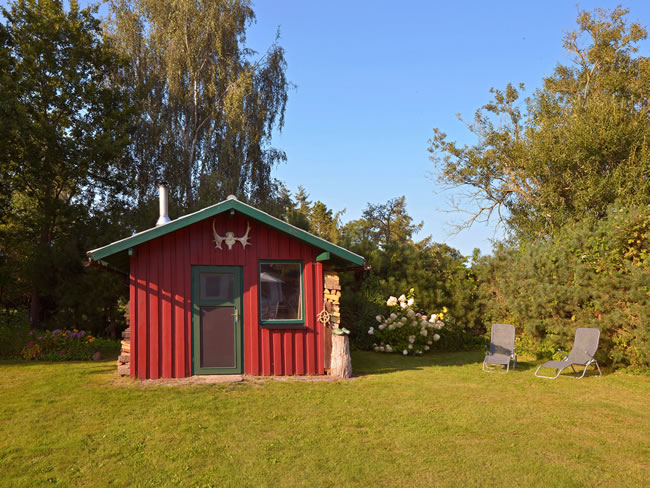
{"left": 352, "top": 349, "right": 487, "bottom": 375}
{"left": 351, "top": 351, "right": 610, "bottom": 377}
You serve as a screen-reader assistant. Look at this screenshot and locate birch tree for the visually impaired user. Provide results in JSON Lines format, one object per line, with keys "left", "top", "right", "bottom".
{"left": 107, "top": 0, "right": 290, "bottom": 210}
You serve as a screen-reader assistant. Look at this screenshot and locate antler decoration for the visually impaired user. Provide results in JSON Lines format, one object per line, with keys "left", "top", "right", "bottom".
{"left": 212, "top": 221, "right": 252, "bottom": 250}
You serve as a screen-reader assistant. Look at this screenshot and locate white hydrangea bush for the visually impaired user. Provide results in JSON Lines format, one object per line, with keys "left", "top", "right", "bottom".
{"left": 368, "top": 289, "right": 447, "bottom": 356}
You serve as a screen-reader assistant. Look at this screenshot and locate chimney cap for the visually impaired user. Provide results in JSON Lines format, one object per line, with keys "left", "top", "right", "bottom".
{"left": 226, "top": 194, "right": 238, "bottom": 201}
{"left": 156, "top": 179, "right": 169, "bottom": 188}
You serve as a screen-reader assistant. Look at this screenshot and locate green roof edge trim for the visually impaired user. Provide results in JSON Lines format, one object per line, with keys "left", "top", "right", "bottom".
{"left": 87, "top": 198, "right": 365, "bottom": 267}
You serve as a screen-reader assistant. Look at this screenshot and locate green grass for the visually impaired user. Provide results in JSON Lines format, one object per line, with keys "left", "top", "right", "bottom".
{"left": 1, "top": 351, "right": 649, "bottom": 487}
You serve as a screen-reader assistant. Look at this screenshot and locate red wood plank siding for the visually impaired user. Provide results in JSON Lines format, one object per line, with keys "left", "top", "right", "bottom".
{"left": 173, "top": 230, "right": 185, "bottom": 377}
{"left": 148, "top": 240, "right": 159, "bottom": 379}
{"left": 129, "top": 256, "right": 136, "bottom": 377}
{"left": 161, "top": 235, "right": 173, "bottom": 378}
{"left": 129, "top": 212, "right": 324, "bottom": 378}
{"left": 315, "top": 261, "right": 325, "bottom": 375}
{"left": 136, "top": 250, "right": 148, "bottom": 378}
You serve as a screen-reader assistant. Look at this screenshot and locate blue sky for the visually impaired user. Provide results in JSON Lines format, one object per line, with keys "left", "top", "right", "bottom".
{"left": 4, "top": 1, "right": 649, "bottom": 256}
{"left": 243, "top": 1, "right": 650, "bottom": 256}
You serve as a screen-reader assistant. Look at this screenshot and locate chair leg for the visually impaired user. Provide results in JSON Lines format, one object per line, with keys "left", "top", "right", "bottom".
{"left": 567, "top": 360, "right": 602, "bottom": 379}
{"left": 577, "top": 365, "right": 588, "bottom": 379}
{"left": 593, "top": 361, "right": 602, "bottom": 377}
{"left": 483, "top": 358, "right": 509, "bottom": 373}
{"left": 535, "top": 365, "right": 565, "bottom": 379}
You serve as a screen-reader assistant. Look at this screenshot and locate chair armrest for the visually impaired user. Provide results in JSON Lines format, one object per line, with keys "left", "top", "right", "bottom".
{"left": 557, "top": 348, "right": 568, "bottom": 360}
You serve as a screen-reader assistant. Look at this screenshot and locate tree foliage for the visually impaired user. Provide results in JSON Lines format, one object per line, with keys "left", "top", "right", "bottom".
{"left": 477, "top": 206, "right": 650, "bottom": 372}
{"left": 1, "top": 0, "right": 133, "bottom": 328}
{"left": 429, "top": 7, "right": 649, "bottom": 238}
{"left": 106, "top": 0, "right": 290, "bottom": 213}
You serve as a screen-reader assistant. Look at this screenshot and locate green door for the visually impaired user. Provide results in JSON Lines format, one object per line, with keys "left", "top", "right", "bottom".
{"left": 192, "top": 266, "right": 243, "bottom": 374}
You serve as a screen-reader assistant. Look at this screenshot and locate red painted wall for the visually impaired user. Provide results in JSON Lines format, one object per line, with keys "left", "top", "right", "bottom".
{"left": 129, "top": 213, "right": 325, "bottom": 379}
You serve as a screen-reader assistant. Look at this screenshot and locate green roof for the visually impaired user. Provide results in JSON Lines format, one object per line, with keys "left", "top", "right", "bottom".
{"left": 87, "top": 196, "right": 365, "bottom": 271}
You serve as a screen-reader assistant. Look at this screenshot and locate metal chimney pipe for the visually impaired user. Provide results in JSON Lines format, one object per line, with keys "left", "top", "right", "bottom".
{"left": 156, "top": 180, "right": 171, "bottom": 226}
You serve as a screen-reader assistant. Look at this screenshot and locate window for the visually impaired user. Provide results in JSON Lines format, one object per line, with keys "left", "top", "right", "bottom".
{"left": 259, "top": 261, "right": 304, "bottom": 327}
{"left": 199, "top": 272, "right": 234, "bottom": 301}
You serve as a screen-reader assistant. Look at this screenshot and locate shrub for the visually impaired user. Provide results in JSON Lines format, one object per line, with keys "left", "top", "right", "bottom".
{"left": 0, "top": 312, "right": 31, "bottom": 358}
{"left": 367, "top": 291, "right": 445, "bottom": 356}
{"left": 479, "top": 206, "right": 650, "bottom": 372}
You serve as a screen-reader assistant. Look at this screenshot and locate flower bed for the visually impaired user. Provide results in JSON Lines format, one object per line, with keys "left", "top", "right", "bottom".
{"left": 21, "top": 328, "right": 107, "bottom": 361}
{"left": 368, "top": 290, "right": 446, "bottom": 355}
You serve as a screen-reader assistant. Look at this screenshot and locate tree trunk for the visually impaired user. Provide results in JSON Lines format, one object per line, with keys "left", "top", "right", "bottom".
{"left": 30, "top": 286, "right": 41, "bottom": 329}
{"left": 330, "top": 334, "right": 352, "bottom": 378}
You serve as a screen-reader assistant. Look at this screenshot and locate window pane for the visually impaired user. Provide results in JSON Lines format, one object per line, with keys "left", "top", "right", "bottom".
{"left": 260, "top": 263, "right": 302, "bottom": 321}
{"left": 200, "top": 273, "right": 234, "bottom": 301}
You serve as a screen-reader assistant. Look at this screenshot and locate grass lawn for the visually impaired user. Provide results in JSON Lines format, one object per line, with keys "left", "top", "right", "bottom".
{"left": 1, "top": 351, "right": 649, "bottom": 487}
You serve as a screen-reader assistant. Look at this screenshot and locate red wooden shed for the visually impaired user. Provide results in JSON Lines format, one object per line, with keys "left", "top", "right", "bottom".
{"left": 87, "top": 194, "right": 364, "bottom": 379}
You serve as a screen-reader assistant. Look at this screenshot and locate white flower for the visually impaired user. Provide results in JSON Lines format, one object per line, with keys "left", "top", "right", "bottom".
{"left": 427, "top": 340, "right": 433, "bottom": 345}
{"left": 378, "top": 346, "right": 385, "bottom": 352}
{"left": 408, "top": 344, "right": 413, "bottom": 350}
{"left": 420, "top": 329, "right": 428, "bottom": 337}
{"left": 378, "top": 324, "right": 385, "bottom": 330}
{"left": 390, "top": 313, "right": 397, "bottom": 320}
{"left": 424, "top": 345, "right": 430, "bottom": 351}
{"left": 407, "top": 298, "right": 415, "bottom": 306}
{"left": 408, "top": 336, "right": 415, "bottom": 343}
{"left": 386, "top": 345, "right": 392, "bottom": 352}
{"left": 402, "top": 350, "right": 408, "bottom": 355}
{"left": 400, "top": 302, "right": 407, "bottom": 309}
{"left": 398, "top": 294, "right": 407, "bottom": 302}
{"left": 420, "top": 320, "right": 428, "bottom": 327}
{"left": 430, "top": 314, "right": 438, "bottom": 322}
{"left": 407, "top": 309, "right": 415, "bottom": 318}
{"left": 387, "top": 296, "right": 398, "bottom": 307}
{"left": 436, "top": 321, "right": 444, "bottom": 329}
{"left": 368, "top": 327, "right": 374, "bottom": 335}
{"left": 388, "top": 324, "right": 394, "bottom": 330}
{"left": 373, "top": 346, "right": 379, "bottom": 351}
{"left": 376, "top": 315, "right": 383, "bottom": 323}
{"left": 433, "top": 333, "right": 441, "bottom": 342}
{"left": 416, "top": 350, "right": 422, "bottom": 355}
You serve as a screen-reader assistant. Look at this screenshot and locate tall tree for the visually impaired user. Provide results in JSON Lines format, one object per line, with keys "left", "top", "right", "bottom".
{"left": 1, "top": 0, "right": 133, "bottom": 327}
{"left": 107, "top": 0, "right": 290, "bottom": 212}
{"left": 360, "top": 196, "right": 422, "bottom": 248}
{"left": 429, "top": 7, "right": 649, "bottom": 238}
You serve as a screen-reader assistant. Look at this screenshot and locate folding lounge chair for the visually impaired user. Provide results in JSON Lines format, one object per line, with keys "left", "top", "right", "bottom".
{"left": 482, "top": 323, "right": 517, "bottom": 373}
{"left": 534, "top": 327, "right": 602, "bottom": 379}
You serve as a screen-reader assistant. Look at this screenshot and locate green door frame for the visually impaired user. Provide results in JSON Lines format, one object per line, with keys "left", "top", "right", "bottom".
{"left": 191, "top": 266, "right": 243, "bottom": 375}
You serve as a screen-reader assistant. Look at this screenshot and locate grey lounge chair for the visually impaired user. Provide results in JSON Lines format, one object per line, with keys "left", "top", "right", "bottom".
{"left": 534, "top": 328, "right": 602, "bottom": 379}
{"left": 482, "top": 324, "right": 517, "bottom": 373}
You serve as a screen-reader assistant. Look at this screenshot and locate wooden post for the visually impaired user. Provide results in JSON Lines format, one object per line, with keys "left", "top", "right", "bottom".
{"left": 330, "top": 334, "right": 352, "bottom": 378}
{"left": 324, "top": 271, "right": 351, "bottom": 378}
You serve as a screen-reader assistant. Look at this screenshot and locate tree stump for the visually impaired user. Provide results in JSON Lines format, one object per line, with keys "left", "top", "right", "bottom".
{"left": 330, "top": 334, "right": 352, "bottom": 378}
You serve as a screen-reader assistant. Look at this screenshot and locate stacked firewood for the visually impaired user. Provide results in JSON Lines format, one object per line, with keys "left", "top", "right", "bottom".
{"left": 117, "top": 327, "right": 130, "bottom": 376}
{"left": 323, "top": 272, "right": 341, "bottom": 328}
